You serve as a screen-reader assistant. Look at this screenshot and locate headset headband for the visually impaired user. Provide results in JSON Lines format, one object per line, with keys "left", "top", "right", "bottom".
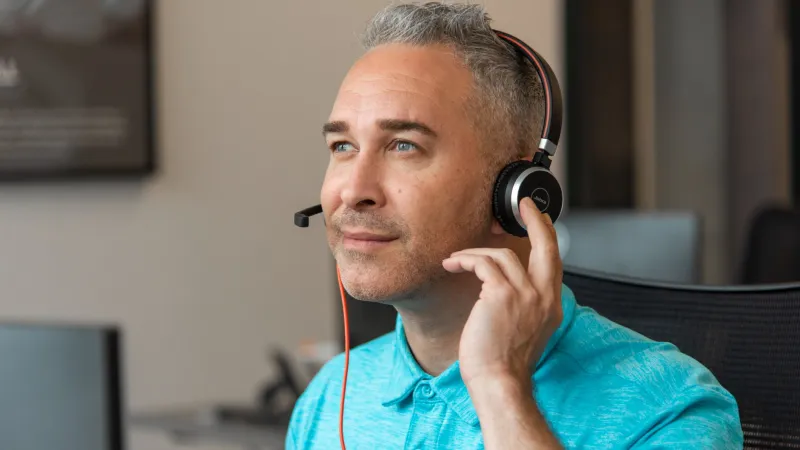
{"left": 492, "top": 29, "right": 563, "bottom": 157}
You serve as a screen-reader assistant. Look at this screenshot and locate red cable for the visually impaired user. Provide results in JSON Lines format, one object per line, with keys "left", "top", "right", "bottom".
{"left": 336, "top": 265, "right": 350, "bottom": 449}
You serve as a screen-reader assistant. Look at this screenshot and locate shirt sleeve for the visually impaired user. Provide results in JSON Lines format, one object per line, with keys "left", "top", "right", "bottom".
{"left": 631, "top": 385, "right": 744, "bottom": 449}
{"left": 284, "top": 397, "right": 302, "bottom": 450}
{"left": 283, "top": 354, "right": 346, "bottom": 450}
{"left": 285, "top": 376, "right": 320, "bottom": 450}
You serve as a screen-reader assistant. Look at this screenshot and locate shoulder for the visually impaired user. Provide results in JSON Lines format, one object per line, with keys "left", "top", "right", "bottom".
{"left": 551, "top": 299, "right": 743, "bottom": 447}
{"left": 285, "top": 332, "right": 395, "bottom": 448}
{"left": 562, "top": 304, "right": 733, "bottom": 401}
{"left": 299, "top": 331, "right": 396, "bottom": 396}
{"left": 559, "top": 304, "right": 717, "bottom": 395}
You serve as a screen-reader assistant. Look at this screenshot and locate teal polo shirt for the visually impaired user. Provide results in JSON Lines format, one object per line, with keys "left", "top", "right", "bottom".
{"left": 286, "top": 285, "right": 743, "bottom": 449}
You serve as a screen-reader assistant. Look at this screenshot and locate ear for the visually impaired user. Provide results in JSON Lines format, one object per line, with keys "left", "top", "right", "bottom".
{"left": 491, "top": 218, "right": 506, "bottom": 235}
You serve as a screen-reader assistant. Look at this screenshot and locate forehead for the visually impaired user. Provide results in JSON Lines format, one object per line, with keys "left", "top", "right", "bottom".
{"left": 329, "top": 43, "right": 474, "bottom": 126}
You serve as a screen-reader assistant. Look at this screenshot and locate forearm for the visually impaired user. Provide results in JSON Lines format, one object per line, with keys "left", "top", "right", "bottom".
{"left": 468, "top": 375, "right": 563, "bottom": 450}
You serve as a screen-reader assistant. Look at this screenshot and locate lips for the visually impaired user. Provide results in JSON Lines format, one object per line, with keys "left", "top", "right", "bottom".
{"left": 340, "top": 229, "right": 398, "bottom": 251}
{"left": 342, "top": 231, "right": 397, "bottom": 242}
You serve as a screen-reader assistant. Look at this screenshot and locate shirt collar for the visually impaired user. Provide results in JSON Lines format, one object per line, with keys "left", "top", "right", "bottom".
{"left": 380, "top": 314, "right": 429, "bottom": 408}
{"left": 380, "top": 283, "right": 578, "bottom": 426}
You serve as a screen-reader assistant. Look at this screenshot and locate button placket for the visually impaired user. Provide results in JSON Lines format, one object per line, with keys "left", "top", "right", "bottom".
{"left": 404, "top": 379, "right": 449, "bottom": 449}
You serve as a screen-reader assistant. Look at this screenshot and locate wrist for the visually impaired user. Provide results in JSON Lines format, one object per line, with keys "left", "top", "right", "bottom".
{"left": 467, "top": 372, "right": 561, "bottom": 449}
{"left": 466, "top": 371, "right": 534, "bottom": 411}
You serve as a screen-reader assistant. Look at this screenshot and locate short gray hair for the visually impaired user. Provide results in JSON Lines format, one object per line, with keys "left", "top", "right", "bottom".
{"left": 361, "top": 2, "right": 545, "bottom": 165}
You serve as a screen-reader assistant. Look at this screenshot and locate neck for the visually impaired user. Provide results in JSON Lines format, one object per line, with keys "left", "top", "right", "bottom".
{"left": 394, "top": 271, "right": 480, "bottom": 376}
{"left": 394, "top": 236, "right": 531, "bottom": 376}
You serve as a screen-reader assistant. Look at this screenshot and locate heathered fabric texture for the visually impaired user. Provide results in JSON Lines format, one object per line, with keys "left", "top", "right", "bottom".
{"left": 286, "top": 285, "right": 743, "bottom": 449}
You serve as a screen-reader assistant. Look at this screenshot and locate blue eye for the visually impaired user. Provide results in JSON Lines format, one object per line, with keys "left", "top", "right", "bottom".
{"left": 333, "top": 142, "right": 354, "bottom": 153}
{"left": 396, "top": 141, "right": 417, "bottom": 152}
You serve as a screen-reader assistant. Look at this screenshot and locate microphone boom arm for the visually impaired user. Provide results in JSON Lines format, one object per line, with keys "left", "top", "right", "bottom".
{"left": 294, "top": 204, "right": 323, "bottom": 227}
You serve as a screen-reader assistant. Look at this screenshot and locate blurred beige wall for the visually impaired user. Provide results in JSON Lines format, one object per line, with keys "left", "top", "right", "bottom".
{"left": 0, "top": 1, "right": 563, "bottom": 449}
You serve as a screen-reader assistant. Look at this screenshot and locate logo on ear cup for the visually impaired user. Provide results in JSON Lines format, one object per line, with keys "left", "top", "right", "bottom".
{"left": 531, "top": 187, "right": 550, "bottom": 212}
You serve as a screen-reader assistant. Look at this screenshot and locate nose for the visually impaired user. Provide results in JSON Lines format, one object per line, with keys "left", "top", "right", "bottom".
{"left": 340, "top": 153, "right": 386, "bottom": 211}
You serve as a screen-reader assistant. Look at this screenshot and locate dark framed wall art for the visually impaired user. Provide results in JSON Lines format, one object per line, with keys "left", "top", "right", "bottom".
{"left": 0, "top": 0, "right": 156, "bottom": 180}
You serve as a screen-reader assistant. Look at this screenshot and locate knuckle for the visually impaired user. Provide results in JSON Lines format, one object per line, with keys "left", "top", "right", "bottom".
{"left": 520, "top": 286, "right": 538, "bottom": 302}
{"left": 545, "top": 245, "right": 560, "bottom": 262}
{"left": 500, "top": 248, "right": 518, "bottom": 262}
{"left": 493, "top": 283, "right": 515, "bottom": 300}
{"left": 497, "top": 282, "right": 515, "bottom": 297}
{"left": 477, "top": 255, "right": 492, "bottom": 264}
{"left": 470, "top": 254, "right": 489, "bottom": 268}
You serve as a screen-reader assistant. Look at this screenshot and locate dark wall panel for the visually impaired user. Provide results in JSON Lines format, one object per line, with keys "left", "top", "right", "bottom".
{"left": 565, "top": 0, "right": 634, "bottom": 208}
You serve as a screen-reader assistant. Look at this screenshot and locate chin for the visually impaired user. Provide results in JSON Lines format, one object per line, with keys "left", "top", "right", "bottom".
{"left": 336, "top": 251, "right": 440, "bottom": 303}
{"left": 337, "top": 260, "right": 402, "bottom": 302}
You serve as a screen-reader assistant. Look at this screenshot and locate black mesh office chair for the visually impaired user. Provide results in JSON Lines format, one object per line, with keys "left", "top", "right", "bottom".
{"left": 563, "top": 266, "right": 800, "bottom": 450}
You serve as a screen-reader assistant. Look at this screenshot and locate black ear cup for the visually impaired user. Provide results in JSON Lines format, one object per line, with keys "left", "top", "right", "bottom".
{"left": 492, "top": 160, "right": 530, "bottom": 236}
{"left": 492, "top": 160, "right": 563, "bottom": 237}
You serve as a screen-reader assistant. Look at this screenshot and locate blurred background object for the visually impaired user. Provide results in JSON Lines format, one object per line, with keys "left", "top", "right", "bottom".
{"left": 740, "top": 205, "right": 800, "bottom": 284}
{"left": 0, "top": 321, "right": 123, "bottom": 450}
{"left": 563, "top": 0, "right": 794, "bottom": 286}
{"left": 0, "top": 0, "right": 153, "bottom": 178}
{"left": 0, "top": 0, "right": 146, "bottom": 41}
{"left": 0, "top": 1, "right": 797, "bottom": 449}
{"left": 554, "top": 210, "right": 702, "bottom": 284}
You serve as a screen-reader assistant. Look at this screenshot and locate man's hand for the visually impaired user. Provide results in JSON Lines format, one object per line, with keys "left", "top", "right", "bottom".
{"left": 442, "top": 196, "right": 564, "bottom": 449}
{"left": 443, "top": 196, "right": 563, "bottom": 386}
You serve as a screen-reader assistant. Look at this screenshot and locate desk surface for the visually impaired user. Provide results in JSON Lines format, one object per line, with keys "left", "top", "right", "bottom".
{"left": 130, "top": 406, "right": 287, "bottom": 450}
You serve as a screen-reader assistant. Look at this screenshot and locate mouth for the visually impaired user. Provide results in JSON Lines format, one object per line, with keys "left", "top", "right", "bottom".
{"left": 341, "top": 230, "right": 399, "bottom": 251}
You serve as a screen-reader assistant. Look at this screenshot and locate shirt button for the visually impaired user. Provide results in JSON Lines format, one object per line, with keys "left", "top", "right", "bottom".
{"left": 418, "top": 383, "right": 434, "bottom": 398}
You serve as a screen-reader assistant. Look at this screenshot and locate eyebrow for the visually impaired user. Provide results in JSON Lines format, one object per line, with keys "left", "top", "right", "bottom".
{"left": 322, "top": 121, "right": 348, "bottom": 135}
{"left": 378, "top": 119, "right": 438, "bottom": 137}
{"left": 322, "top": 119, "right": 438, "bottom": 138}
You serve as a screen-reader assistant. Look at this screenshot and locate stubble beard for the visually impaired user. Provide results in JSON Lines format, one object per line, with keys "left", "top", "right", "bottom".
{"left": 330, "top": 195, "right": 493, "bottom": 305}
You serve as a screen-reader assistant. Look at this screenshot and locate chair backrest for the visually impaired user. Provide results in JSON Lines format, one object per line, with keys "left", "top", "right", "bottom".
{"left": 555, "top": 210, "right": 702, "bottom": 284}
{"left": 563, "top": 266, "right": 800, "bottom": 449}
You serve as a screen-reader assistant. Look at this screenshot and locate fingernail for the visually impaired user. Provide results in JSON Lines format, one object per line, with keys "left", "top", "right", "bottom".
{"left": 521, "top": 196, "right": 533, "bottom": 209}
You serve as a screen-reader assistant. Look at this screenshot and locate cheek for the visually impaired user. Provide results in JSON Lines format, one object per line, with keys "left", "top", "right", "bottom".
{"left": 428, "top": 171, "right": 488, "bottom": 215}
{"left": 399, "top": 173, "right": 489, "bottom": 236}
{"left": 320, "top": 170, "right": 342, "bottom": 210}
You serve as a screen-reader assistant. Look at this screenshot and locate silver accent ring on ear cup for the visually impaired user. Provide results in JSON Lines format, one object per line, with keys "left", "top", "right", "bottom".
{"left": 510, "top": 166, "right": 561, "bottom": 229}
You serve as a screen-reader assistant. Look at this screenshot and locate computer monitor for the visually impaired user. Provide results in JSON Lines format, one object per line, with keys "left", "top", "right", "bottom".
{"left": 555, "top": 210, "right": 702, "bottom": 284}
{"left": 0, "top": 321, "right": 124, "bottom": 450}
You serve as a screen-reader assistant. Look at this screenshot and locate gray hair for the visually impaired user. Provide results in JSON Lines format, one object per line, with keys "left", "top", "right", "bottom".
{"left": 361, "top": 2, "right": 545, "bottom": 165}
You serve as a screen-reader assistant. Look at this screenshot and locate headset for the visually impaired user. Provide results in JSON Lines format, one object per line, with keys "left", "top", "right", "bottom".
{"left": 293, "top": 29, "right": 563, "bottom": 448}
{"left": 295, "top": 29, "right": 563, "bottom": 235}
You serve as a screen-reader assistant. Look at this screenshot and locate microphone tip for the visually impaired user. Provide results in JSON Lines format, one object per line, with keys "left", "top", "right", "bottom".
{"left": 294, "top": 213, "right": 310, "bottom": 228}
{"left": 294, "top": 204, "right": 323, "bottom": 228}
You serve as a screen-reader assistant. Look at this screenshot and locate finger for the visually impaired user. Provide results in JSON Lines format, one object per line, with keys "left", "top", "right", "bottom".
{"left": 448, "top": 248, "right": 531, "bottom": 292}
{"left": 539, "top": 208, "right": 558, "bottom": 240}
{"left": 442, "top": 253, "right": 513, "bottom": 291}
{"left": 519, "top": 196, "right": 560, "bottom": 285}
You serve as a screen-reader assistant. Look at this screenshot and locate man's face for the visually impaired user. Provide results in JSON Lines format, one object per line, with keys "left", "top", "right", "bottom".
{"left": 321, "top": 43, "right": 495, "bottom": 302}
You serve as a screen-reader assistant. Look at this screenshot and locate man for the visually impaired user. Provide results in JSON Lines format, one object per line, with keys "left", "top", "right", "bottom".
{"left": 287, "top": 3, "right": 743, "bottom": 449}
